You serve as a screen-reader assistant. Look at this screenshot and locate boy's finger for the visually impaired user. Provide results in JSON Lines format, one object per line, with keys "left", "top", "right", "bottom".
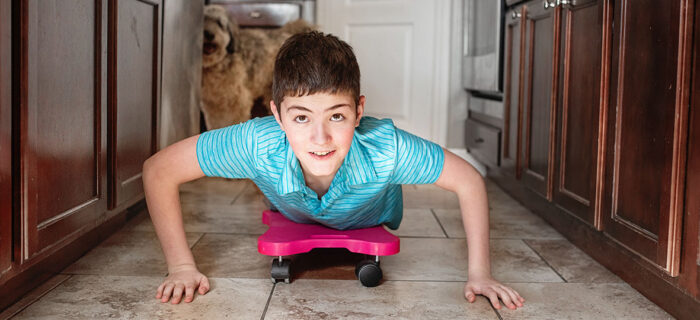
{"left": 486, "top": 290, "right": 501, "bottom": 309}
{"left": 513, "top": 288, "right": 525, "bottom": 302}
{"left": 161, "top": 284, "right": 174, "bottom": 303}
{"left": 184, "top": 284, "right": 195, "bottom": 303}
{"left": 493, "top": 286, "right": 514, "bottom": 310}
{"left": 156, "top": 282, "right": 165, "bottom": 299}
{"left": 463, "top": 286, "right": 476, "bottom": 302}
{"left": 199, "top": 277, "right": 210, "bottom": 294}
{"left": 503, "top": 286, "right": 522, "bottom": 307}
{"left": 171, "top": 284, "right": 185, "bottom": 304}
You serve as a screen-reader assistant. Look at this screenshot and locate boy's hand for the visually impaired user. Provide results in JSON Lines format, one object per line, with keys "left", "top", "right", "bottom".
{"left": 464, "top": 275, "right": 524, "bottom": 310}
{"left": 156, "top": 264, "right": 210, "bottom": 304}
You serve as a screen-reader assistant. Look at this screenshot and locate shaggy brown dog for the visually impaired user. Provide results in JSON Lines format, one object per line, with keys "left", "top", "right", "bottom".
{"left": 202, "top": 5, "right": 313, "bottom": 130}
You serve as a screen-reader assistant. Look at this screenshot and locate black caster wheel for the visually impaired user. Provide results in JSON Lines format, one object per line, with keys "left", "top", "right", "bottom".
{"left": 355, "top": 259, "right": 382, "bottom": 287}
{"left": 270, "top": 258, "right": 291, "bottom": 284}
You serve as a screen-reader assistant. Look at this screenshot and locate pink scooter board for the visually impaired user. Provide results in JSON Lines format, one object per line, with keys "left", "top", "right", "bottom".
{"left": 257, "top": 210, "right": 400, "bottom": 287}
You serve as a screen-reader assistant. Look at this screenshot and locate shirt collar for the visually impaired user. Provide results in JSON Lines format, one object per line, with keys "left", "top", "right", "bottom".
{"left": 336, "top": 134, "right": 378, "bottom": 186}
{"left": 277, "top": 144, "right": 306, "bottom": 195}
{"left": 276, "top": 134, "right": 378, "bottom": 196}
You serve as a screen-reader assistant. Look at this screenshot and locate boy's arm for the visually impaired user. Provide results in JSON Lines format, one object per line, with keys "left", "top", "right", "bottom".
{"left": 143, "top": 135, "right": 208, "bottom": 304}
{"left": 433, "top": 148, "right": 524, "bottom": 310}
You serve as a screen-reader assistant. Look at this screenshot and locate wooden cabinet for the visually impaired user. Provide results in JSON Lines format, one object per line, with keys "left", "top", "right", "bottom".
{"left": 601, "top": 0, "right": 689, "bottom": 276}
{"left": 502, "top": 6, "right": 524, "bottom": 178}
{"left": 504, "top": 0, "right": 604, "bottom": 224}
{"left": 520, "top": 0, "right": 558, "bottom": 200}
{"left": 109, "top": 0, "right": 161, "bottom": 209}
{"left": 21, "top": 0, "right": 107, "bottom": 259}
{"left": 553, "top": 0, "right": 603, "bottom": 227}
{"left": 1, "top": 0, "right": 11, "bottom": 276}
{"left": 496, "top": 0, "right": 700, "bottom": 316}
{"left": 0, "top": 0, "right": 162, "bottom": 310}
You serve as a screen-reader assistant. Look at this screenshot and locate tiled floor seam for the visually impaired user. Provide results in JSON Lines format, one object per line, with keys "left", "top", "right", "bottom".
{"left": 430, "top": 208, "right": 450, "bottom": 238}
{"left": 522, "top": 239, "right": 568, "bottom": 283}
{"left": 229, "top": 183, "right": 253, "bottom": 205}
{"left": 260, "top": 282, "right": 276, "bottom": 320}
{"left": 489, "top": 300, "right": 505, "bottom": 320}
{"left": 4, "top": 275, "right": 73, "bottom": 319}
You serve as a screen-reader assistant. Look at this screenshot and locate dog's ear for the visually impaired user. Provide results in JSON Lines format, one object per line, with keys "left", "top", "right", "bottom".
{"left": 226, "top": 18, "right": 239, "bottom": 55}
{"left": 226, "top": 28, "right": 235, "bottom": 54}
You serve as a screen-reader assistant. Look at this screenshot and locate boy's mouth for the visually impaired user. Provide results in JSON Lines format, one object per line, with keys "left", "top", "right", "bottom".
{"left": 309, "top": 150, "right": 335, "bottom": 159}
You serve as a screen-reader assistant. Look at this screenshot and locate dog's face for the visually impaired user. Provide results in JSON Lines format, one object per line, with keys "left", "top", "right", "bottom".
{"left": 203, "top": 5, "right": 235, "bottom": 68}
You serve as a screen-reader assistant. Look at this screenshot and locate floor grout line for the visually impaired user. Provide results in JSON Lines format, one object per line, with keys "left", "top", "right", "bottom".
{"left": 522, "top": 239, "right": 568, "bottom": 283}
{"left": 229, "top": 182, "right": 253, "bottom": 205}
{"left": 430, "top": 208, "right": 450, "bottom": 238}
{"left": 260, "top": 283, "right": 276, "bottom": 320}
{"left": 488, "top": 296, "right": 505, "bottom": 320}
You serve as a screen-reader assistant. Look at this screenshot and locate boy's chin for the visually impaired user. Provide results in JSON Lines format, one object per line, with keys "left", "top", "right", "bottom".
{"left": 306, "top": 168, "right": 338, "bottom": 178}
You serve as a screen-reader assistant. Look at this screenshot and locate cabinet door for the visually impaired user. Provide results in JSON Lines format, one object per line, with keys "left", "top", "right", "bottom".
{"left": 502, "top": 6, "right": 525, "bottom": 178}
{"left": 20, "top": 0, "right": 107, "bottom": 259}
{"left": 603, "top": 0, "right": 690, "bottom": 275}
{"left": 521, "top": 0, "right": 559, "bottom": 200}
{"left": 552, "top": 0, "right": 603, "bottom": 226}
{"left": 1, "top": 0, "right": 11, "bottom": 273}
{"left": 108, "top": 0, "right": 161, "bottom": 209}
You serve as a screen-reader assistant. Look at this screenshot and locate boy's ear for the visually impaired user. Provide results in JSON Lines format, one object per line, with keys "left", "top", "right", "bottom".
{"left": 355, "top": 95, "right": 366, "bottom": 127}
{"left": 270, "top": 100, "right": 285, "bottom": 129}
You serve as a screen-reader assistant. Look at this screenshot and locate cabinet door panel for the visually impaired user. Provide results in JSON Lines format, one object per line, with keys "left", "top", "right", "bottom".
{"left": 604, "top": 0, "right": 688, "bottom": 274}
{"left": 553, "top": 0, "right": 602, "bottom": 226}
{"left": 1, "top": 0, "right": 11, "bottom": 273}
{"left": 522, "top": 1, "right": 558, "bottom": 200}
{"left": 22, "top": 0, "right": 106, "bottom": 258}
{"left": 502, "top": 6, "right": 524, "bottom": 177}
{"left": 109, "top": 0, "right": 161, "bottom": 209}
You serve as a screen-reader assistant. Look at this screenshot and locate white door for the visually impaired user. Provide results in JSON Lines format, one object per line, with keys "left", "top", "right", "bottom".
{"left": 317, "top": 0, "right": 450, "bottom": 143}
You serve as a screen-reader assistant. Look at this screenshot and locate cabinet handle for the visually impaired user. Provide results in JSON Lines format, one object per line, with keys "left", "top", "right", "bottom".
{"left": 558, "top": 0, "right": 574, "bottom": 8}
{"left": 475, "top": 138, "right": 485, "bottom": 144}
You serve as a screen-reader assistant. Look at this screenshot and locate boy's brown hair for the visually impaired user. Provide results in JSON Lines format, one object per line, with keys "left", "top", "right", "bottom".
{"left": 272, "top": 31, "right": 361, "bottom": 111}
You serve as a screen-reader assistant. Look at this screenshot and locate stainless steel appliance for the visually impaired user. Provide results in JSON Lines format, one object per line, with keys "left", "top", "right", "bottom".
{"left": 209, "top": 0, "right": 316, "bottom": 27}
{"left": 462, "top": 0, "right": 506, "bottom": 168}
{"left": 461, "top": 0, "right": 504, "bottom": 95}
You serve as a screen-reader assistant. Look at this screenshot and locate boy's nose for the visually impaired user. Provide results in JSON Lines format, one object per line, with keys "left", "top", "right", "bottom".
{"left": 310, "top": 123, "right": 331, "bottom": 145}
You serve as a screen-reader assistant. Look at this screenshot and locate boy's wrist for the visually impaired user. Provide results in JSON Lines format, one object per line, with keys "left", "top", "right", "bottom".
{"left": 468, "top": 268, "right": 492, "bottom": 280}
{"left": 168, "top": 262, "right": 198, "bottom": 274}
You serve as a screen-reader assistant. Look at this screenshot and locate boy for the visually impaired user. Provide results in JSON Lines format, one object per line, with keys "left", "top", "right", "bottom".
{"left": 143, "top": 31, "right": 524, "bottom": 310}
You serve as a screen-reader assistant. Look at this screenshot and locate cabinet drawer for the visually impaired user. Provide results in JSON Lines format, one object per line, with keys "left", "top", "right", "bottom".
{"left": 466, "top": 118, "right": 501, "bottom": 167}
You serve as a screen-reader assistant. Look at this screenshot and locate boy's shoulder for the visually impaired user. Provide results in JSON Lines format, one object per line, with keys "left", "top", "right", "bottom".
{"left": 244, "top": 116, "right": 286, "bottom": 154}
{"left": 354, "top": 116, "right": 398, "bottom": 159}
{"left": 249, "top": 115, "right": 280, "bottom": 129}
{"left": 356, "top": 116, "right": 396, "bottom": 135}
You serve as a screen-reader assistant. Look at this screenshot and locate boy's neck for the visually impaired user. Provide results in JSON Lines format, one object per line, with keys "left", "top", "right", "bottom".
{"left": 302, "top": 172, "right": 334, "bottom": 199}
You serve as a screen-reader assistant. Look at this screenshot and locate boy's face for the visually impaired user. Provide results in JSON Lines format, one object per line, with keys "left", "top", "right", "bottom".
{"left": 271, "top": 92, "right": 365, "bottom": 184}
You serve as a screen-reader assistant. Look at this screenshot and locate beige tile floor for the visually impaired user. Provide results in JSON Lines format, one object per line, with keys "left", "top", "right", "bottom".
{"left": 2, "top": 177, "right": 674, "bottom": 319}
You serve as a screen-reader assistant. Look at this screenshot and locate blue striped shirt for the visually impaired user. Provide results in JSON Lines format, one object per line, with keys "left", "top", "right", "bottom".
{"left": 196, "top": 116, "right": 444, "bottom": 230}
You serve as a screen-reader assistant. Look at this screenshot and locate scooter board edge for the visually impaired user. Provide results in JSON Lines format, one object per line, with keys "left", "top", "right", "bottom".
{"left": 257, "top": 210, "right": 400, "bottom": 257}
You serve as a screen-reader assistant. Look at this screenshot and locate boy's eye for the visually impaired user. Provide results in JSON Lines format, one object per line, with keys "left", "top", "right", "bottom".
{"left": 294, "top": 115, "right": 309, "bottom": 123}
{"left": 330, "top": 113, "right": 345, "bottom": 121}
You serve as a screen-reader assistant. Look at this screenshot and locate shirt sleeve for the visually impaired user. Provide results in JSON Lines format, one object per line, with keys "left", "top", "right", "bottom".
{"left": 389, "top": 127, "right": 445, "bottom": 185}
{"left": 196, "top": 119, "right": 258, "bottom": 179}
